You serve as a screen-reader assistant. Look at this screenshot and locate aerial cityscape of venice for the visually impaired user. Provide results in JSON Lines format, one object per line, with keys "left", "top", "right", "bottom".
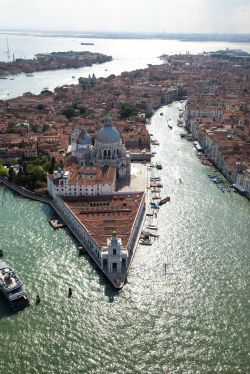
{"left": 0, "top": 1, "right": 250, "bottom": 373}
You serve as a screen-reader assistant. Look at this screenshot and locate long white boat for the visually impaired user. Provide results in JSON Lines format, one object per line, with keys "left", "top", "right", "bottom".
{"left": 0, "top": 261, "right": 30, "bottom": 311}
{"left": 146, "top": 224, "right": 158, "bottom": 230}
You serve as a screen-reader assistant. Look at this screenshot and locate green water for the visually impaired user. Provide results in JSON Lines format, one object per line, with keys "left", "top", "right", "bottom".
{"left": 0, "top": 102, "right": 249, "bottom": 374}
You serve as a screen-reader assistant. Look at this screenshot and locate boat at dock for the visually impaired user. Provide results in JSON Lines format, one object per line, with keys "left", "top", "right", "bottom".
{"left": 0, "top": 261, "right": 29, "bottom": 311}
{"left": 151, "top": 139, "right": 160, "bottom": 145}
{"left": 159, "top": 196, "right": 170, "bottom": 205}
{"left": 150, "top": 177, "right": 161, "bottom": 181}
{"left": 152, "top": 195, "right": 161, "bottom": 200}
{"left": 150, "top": 203, "right": 159, "bottom": 209}
{"left": 146, "top": 224, "right": 158, "bottom": 230}
{"left": 150, "top": 182, "right": 163, "bottom": 188}
{"left": 139, "top": 239, "right": 152, "bottom": 246}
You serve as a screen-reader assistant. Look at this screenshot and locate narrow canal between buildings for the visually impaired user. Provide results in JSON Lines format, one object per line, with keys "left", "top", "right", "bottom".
{"left": 0, "top": 101, "right": 249, "bottom": 374}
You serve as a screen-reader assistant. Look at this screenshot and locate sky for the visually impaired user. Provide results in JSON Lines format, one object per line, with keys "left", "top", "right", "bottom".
{"left": 0, "top": 0, "right": 250, "bottom": 34}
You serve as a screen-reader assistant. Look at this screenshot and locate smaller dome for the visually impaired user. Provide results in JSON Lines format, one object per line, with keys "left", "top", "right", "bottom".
{"left": 77, "top": 126, "right": 91, "bottom": 145}
{"left": 76, "top": 148, "right": 90, "bottom": 154}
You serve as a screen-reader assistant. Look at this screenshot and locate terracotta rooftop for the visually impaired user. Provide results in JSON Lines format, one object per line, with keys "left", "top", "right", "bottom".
{"left": 48, "top": 166, "right": 116, "bottom": 186}
{"left": 62, "top": 192, "right": 144, "bottom": 249}
{"left": 68, "top": 166, "right": 116, "bottom": 185}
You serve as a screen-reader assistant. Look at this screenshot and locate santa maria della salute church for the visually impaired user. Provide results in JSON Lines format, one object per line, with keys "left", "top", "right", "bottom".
{"left": 70, "top": 113, "right": 131, "bottom": 178}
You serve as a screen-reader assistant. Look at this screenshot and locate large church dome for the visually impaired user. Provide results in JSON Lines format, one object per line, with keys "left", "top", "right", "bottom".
{"left": 77, "top": 126, "right": 91, "bottom": 145}
{"left": 95, "top": 113, "right": 121, "bottom": 145}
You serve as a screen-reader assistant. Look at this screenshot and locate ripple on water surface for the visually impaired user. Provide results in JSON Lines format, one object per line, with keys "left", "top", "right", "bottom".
{"left": 0, "top": 102, "right": 250, "bottom": 374}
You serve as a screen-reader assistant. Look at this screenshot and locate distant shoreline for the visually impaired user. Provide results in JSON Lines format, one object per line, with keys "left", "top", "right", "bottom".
{"left": 0, "top": 30, "right": 249, "bottom": 44}
{"left": 0, "top": 51, "right": 112, "bottom": 77}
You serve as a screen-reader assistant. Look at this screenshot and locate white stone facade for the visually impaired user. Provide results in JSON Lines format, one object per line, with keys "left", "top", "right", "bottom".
{"left": 70, "top": 113, "right": 131, "bottom": 179}
{"left": 47, "top": 167, "right": 116, "bottom": 198}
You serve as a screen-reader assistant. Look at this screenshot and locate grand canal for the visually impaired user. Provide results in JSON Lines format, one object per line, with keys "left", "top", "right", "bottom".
{"left": 0, "top": 101, "right": 249, "bottom": 374}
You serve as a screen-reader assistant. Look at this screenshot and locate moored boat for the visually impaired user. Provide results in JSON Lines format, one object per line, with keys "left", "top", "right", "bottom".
{"left": 147, "top": 224, "right": 158, "bottom": 230}
{"left": 151, "top": 139, "right": 160, "bottom": 145}
{"left": 0, "top": 261, "right": 29, "bottom": 311}
{"left": 150, "top": 176, "right": 161, "bottom": 181}
{"left": 139, "top": 239, "right": 152, "bottom": 246}
{"left": 159, "top": 196, "right": 170, "bottom": 205}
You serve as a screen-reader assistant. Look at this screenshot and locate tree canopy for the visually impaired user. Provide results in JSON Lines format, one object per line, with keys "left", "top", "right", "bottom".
{"left": 62, "top": 107, "right": 76, "bottom": 120}
{"left": 119, "top": 102, "right": 139, "bottom": 119}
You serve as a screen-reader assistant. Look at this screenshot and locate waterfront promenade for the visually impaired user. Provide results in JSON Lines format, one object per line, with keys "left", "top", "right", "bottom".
{"left": 0, "top": 174, "right": 147, "bottom": 289}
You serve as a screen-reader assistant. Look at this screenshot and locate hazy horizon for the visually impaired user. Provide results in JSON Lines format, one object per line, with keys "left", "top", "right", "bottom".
{"left": 0, "top": 29, "right": 249, "bottom": 36}
{"left": 0, "top": 0, "right": 250, "bottom": 35}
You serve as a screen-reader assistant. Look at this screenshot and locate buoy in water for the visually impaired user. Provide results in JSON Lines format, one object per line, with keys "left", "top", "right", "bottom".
{"left": 68, "top": 287, "right": 72, "bottom": 298}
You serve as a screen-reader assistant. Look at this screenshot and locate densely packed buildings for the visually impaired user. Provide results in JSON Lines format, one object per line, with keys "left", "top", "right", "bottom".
{"left": 0, "top": 52, "right": 249, "bottom": 197}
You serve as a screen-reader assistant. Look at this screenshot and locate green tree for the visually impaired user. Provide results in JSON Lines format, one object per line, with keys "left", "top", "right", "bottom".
{"left": 0, "top": 168, "right": 7, "bottom": 177}
{"left": 82, "top": 84, "right": 90, "bottom": 90}
{"left": 62, "top": 107, "right": 76, "bottom": 120}
{"left": 78, "top": 106, "right": 87, "bottom": 114}
{"left": 6, "top": 128, "right": 19, "bottom": 134}
{"left": 119, "top": 102, "right": 139, "bottom": 119}
{"left": 41, "top": 89, "right": 53, "bottom": 95}
{"left": 36, "top": 104, "right": 46, "bottom": 110}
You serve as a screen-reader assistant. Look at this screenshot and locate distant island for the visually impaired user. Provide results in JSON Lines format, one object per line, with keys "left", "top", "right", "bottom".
{"left": 0, "top": 51, "right": 112, "bottom": 77}
{"left": 1, "top": 30, "right": 249, "bottom": 44}
{"left": 206, "top": 49, "right": 250, "bottom": 60}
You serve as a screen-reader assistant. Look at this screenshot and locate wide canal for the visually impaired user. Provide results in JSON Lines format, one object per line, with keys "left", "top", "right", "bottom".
{"left": 0, "top": 102, "right": 249, "bottom": 374}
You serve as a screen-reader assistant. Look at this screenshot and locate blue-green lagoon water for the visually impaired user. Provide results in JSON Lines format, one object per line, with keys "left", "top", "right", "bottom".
{"left": 0, "top": 103, "right": 249, "bottom": 374}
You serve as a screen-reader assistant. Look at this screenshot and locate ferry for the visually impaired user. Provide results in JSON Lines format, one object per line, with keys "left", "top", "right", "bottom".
{"left": 0, "top": 261, "right": 30, "bottom": 311}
